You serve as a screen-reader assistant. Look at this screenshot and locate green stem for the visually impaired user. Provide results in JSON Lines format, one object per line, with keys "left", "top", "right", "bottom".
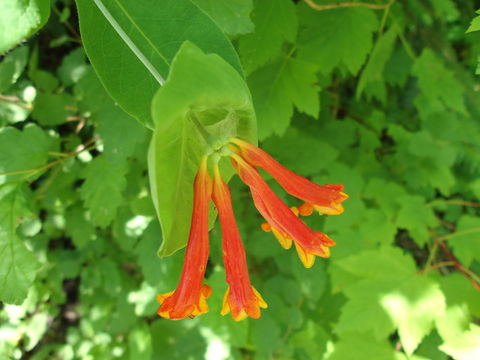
{"left": 92, "top": 0, "right": 165, "bottom": 85}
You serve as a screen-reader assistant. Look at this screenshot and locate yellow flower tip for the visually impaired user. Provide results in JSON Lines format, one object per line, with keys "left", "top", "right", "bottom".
{"left": 157, "top": 309, "right": 171, "bottom": 319}
{"left": 314, "top": 202, "right": 345, "bottom": 215}
{"left": 232, "top": 310, "right": 249, "bottom": 322}
{"left": 294, "top": 243, "right": 316, "bottom": 268}
{"left": 298, "top": 203, "right": 314, "bottom": 216}
{"left": 252, "top": 287, "right": 268, "bottom": 309}
{"left": 220, "top": 287, "right": 231, "bottom": 316}
{"left": 272, "top": 227, "right": 293, "bottom": 249}
{"left": 156, "top": 290, "right": 174, "bottom": 305}
{"left": 221, "top": 287, "right": 268, "bottom": 320}
{"left": 340, "top": 191, "right": 349, "bottom": 200}
{"left": 290, "top": 206, "right": 300, "bottom": 216}
{"left": 156, "top": 285, "right": 212, "bottom": 320}
{"left": 320, "top": 246, "right": 331, "bottom": 258}
{"left": 261, "top": 222, "right": 272, "bottom": 232}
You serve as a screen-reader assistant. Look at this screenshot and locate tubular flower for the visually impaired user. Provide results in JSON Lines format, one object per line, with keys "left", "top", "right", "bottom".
{"left": 156, "top": 157, "right": 212, "bottom": 320}
{"left": 231, "top": 153, "right": 335, "bottom": 268}
{"left": 230, "top": 138, "right": 349, "bottom": 215}
{"left": 155, "top": 137, "right": 347, "bottom": 320}
{"left": 212, "top": 164, "right": 267, "bottom": 321}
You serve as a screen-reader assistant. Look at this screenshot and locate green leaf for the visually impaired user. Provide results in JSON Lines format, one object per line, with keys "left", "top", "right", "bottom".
{"left": 381, "top": 277, "right": 446, "bottom": 355}
{"left": 239, "top": 0, "right": 297, "bottom": 75}
{"left": 0, "top": 124, "right": 55, "bottom": 184}
{"left": 0, "top": 0, "right": 50, "bottom": 54}
{"left": 396, "top": 195, "right": 437, "bottom": 246}
{"left": 64, "top": 204, "right": 95, "bottom": 249}
{"left": 149, "top": 42, "right": 256, "bottom": 256}
{"left": 0, "top": 184, "right": 39, "bottom": 304}
{"left": 75, "top": 0, "right": 242, "bottom": 127}
{"left": 298, "top": 6, "right": 378, "bottom": 75}
{"left": 439, "top": 324, "right": 480, "bottom": 360}
{"left": 441, "top": 273, "right": 480, "bottom": 318}
{"left": 332, "top": 247, "right": 446, "bottom": 355}
{"left": 128, "top": 323, "right": 152, "bottom": 360}
{"left": 80, "top": 155, "right": 128, "bottom": 227}
{"left": 32, "top": 92, "right": 74, "bottom": 126}
{"left": 262, "top": 127, "right": 338, "bottom": 176}
{"left": 328, "top": 334, "right": 400, "bottom": 360}
{"left": 412, "top": 49, "right": 467, "bottom": 118}
{"left": 0, "top": 46, "right": 28, "bottom": 92}
{"left": 192, "top": 0, "right": 254, "bottom": 36}
{"left": 57, "top": 48, "right": 89, "bottom": 86}
{"left": 466, "top": 10, "right": 480, "bottom": 33}
{"left": 248, "top": 57, "right": 320, "bottom": 139}
{"left": 356, "top": 27, "right": 397, "bottom": 99}
{"left": 447, "top": 215, "right": 480, "bottom": 267}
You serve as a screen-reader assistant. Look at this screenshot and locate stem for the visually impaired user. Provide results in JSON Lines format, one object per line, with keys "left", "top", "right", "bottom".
{"left": 437, "top": 227, "right": 480, "bottom": 242}
{"left": 378, "top": 0, "right": 395, "bottom": 35}
{"left": 304, "top": 0, "right": 392, "bottom": 11}
{"left": 0, "top": 138, "right": 97, "bottom": 178}
{"left": 436, "top": 241, "right": 480, "bottom": 290}
{"left": 92, "top": 0, "right": 165, "bottom": 86}
{"left": 428, "top": 199, "right": 480, "bottom": 208}
{"left": 418, "top": 261, "right": 454, "bottom": 275}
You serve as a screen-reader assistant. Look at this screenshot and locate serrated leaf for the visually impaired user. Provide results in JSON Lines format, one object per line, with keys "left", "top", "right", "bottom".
{"left": 248, "top": 57, "right": 320, "bottom": 139}
{"left": 0, "top": 184, "right": 39, "bottom": 304}
{"left": 298, "top": 6, "right": 378, "bottom": 75}
{"left": 381, "top": 277, "right": 446, "bottom": 355}
{"left": 149, "top": 42, "right": 256, "bottom": 256}
{"left": 356, "top": 27, "right": 397, "bottom": 99}
{"left": 80, "top": 155, "right": 128, "bottom": 227}
{"left": 239, "top": 0, "right": 297, "bottom": 75}
{"left": 332, "top": 247, "right": 446, "bottom": 355}
{"left": 412, "top": 49, "right": 466, "bottom": 117}
{"left": 75, "top": 0, "right": 242, "bottom": 127}
{"left": 0, "top": 0, "right": 50, "bottom": 54}
{"left": 439, "top": 324, "right": 480, "bottom": 360}
{"left": 0, "top": 124, "right": 55, "bottom": 184}
{"left": 396, "top": 195, "right": 437, "bottom": 246}
{"left": 447, "top": 215, "right": 480, "bottom": 267}
{"left": 466, "top": 10, "right": 480, "bottom": 33}
{"left": 192, "top": 0, "right": 254, "bottom": 36}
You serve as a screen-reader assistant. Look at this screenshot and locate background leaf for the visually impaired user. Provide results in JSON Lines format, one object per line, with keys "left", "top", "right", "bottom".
{"left": 0, "top": 0, "right": 50, "bottom": 54}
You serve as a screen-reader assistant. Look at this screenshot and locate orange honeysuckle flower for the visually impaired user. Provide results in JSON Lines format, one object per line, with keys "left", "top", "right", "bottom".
{"left": 212, "top": 164, "right": 268, "bottom": 321}
{"left": 231, "top": 153, "right": 335, "bottom": 268}
{"left": 156, "top": 157, "right": 212, "bottom": 320}
{"left": 230, "top": 138, "right": 349, "bottom": 215}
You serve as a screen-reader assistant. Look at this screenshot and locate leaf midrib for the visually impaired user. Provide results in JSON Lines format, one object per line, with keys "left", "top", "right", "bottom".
{"left": 111, "top": 0, "right": 171, "bottom": 70}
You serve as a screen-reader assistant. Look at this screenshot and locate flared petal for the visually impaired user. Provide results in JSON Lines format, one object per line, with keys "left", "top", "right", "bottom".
{"left": 212, "top": 165, "right": 267, "bottom": 321}
{"left": 156, "top": 157, "right": 212, "bottom": 320}
{"left": 231, "top": 154, "right": 334, "bottom": 261}
{"left": 230, "top": 138, "right": 348, "bottom": 215}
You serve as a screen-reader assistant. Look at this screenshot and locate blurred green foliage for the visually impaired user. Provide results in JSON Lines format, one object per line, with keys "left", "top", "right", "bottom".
{"left": 1, "top": 0, "right": 480, "bottom": 359}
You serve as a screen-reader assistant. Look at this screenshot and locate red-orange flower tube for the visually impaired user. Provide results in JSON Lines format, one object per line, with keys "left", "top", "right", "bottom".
{"left": 230, "top": 138, "right": 349, "bottom": 215}
{"left": 231, "top": 153, "right": 335, "bottom": 268}
{"left": 212, "top": 164, "right": 267, "bottom": 321}
{"left": 156, "top": 157, "right": 212, "bottom": 319}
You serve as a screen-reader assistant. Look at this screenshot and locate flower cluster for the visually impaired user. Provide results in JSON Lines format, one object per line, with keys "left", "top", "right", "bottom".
{"left": 156, "top": 138, "right": 348, "bottom": 321}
